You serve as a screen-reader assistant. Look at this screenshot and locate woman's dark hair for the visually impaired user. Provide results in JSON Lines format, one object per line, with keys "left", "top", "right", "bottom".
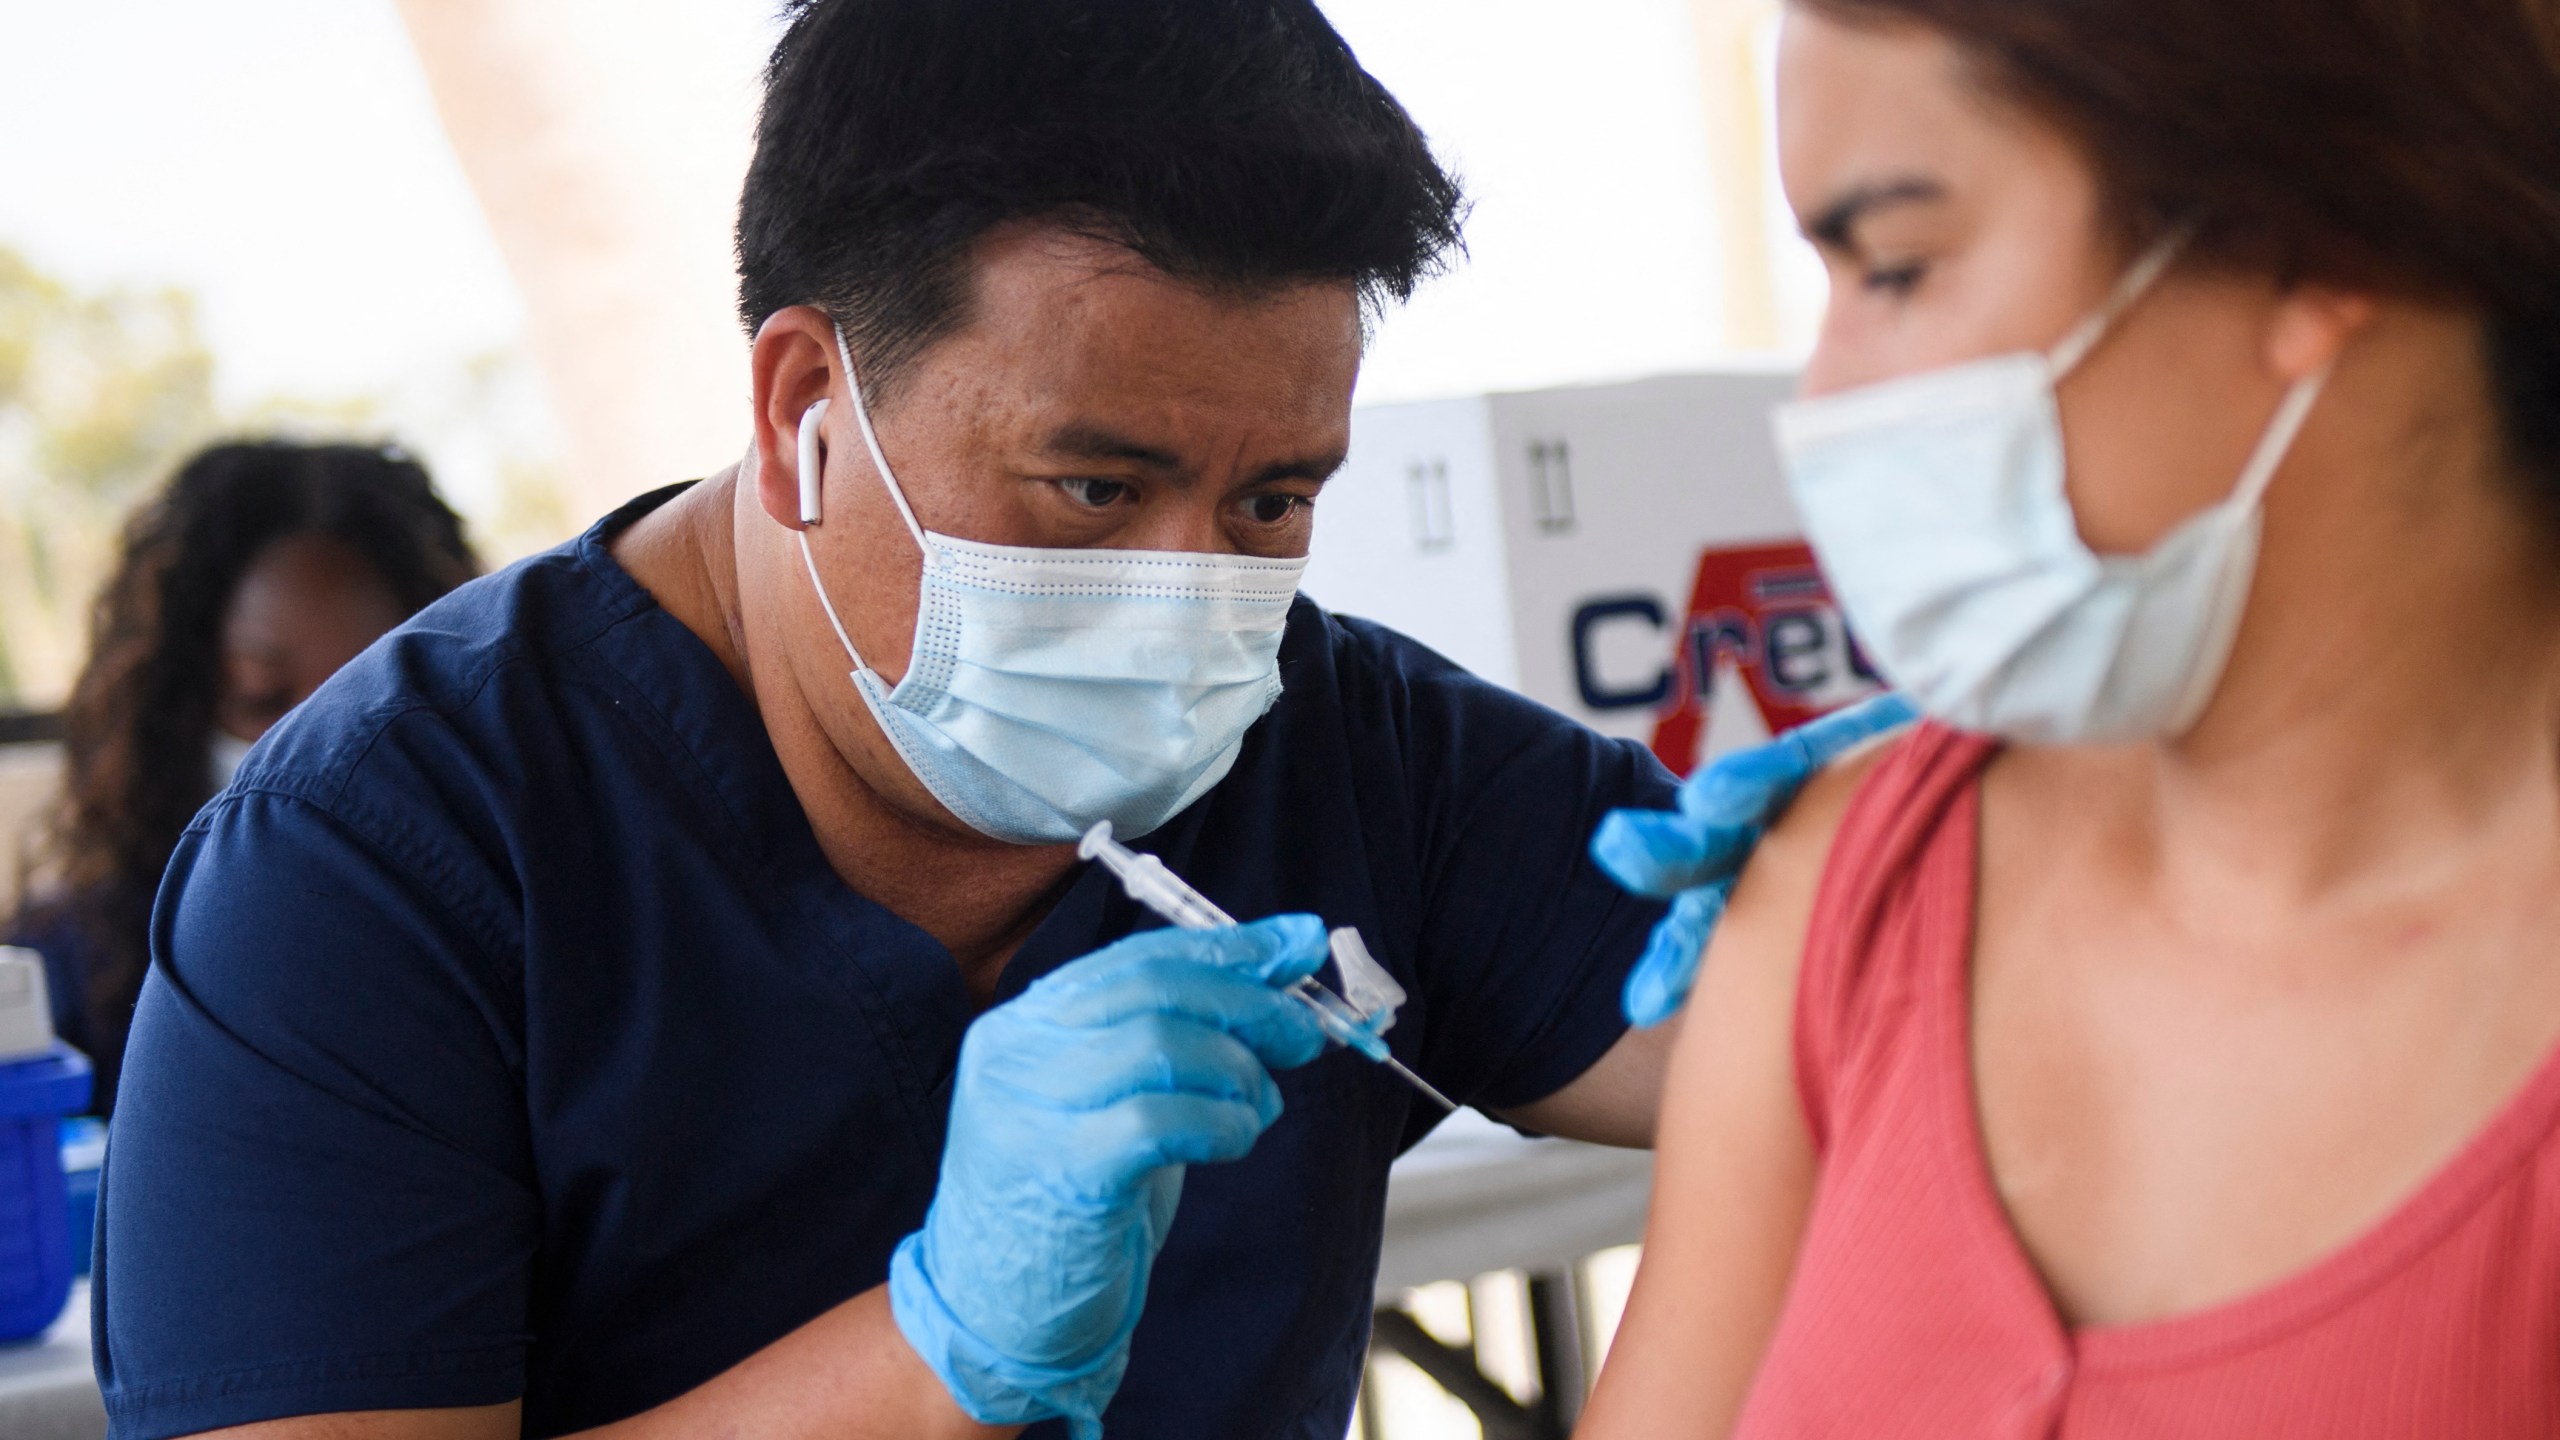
{"left": 1799, "top": 0, "right": 2560, "bottom": 507}
{"left": 19, "top": 440, "right": 478, "bottom": 1099}
{"left": 735, "top": 0, "right": 1467, "bottom": 402}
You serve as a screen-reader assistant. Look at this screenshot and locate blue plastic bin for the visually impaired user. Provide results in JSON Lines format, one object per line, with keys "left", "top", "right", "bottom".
{"left": 0, "top": 1046, "right": 91, "bottom": 1341}
{"left": 61, "top": 1117, "right": 104, "bottom": 1281}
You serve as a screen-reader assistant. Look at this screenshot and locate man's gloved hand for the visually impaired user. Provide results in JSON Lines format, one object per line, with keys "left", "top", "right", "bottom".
{"left": 889, "top": 914, "right": 1330, "bottom": 1439}
{"left": 1590, "top": 693, "right": 1919, "bottom": 1027}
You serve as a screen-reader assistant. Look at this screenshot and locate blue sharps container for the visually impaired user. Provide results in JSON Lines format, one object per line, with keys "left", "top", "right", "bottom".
{"left": 0, "top": 948, "right": 91, "bottom": 1341}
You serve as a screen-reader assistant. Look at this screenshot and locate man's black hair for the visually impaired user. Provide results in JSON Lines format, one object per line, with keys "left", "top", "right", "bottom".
{"left": 736, "top": 0, "right": 1466, "bottom": 399}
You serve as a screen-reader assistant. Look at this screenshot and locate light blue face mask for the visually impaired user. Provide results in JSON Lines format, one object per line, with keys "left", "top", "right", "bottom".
{"left": 793, "top": 327, "right": 1307, "bottom": 845}
{"left": 1773, "top": 233, "right": 2332, "bottom": 744}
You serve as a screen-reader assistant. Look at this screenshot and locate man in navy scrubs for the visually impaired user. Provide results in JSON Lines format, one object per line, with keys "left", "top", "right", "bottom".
{"left": 93, "top": 2, "right": 1862, "bottom": 1437}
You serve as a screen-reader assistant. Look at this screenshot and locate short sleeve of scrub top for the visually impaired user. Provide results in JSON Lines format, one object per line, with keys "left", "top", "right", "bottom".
{"left": 97, "top": 483, "right": 1677, "bottom": 1440}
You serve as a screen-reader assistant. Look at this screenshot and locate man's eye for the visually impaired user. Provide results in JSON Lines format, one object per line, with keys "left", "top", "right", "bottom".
{"left": 1057, "top": 477, "right": 1135, "bottom": 509}
{"left": 1244, "top": 494, "right": 1308, "bottom": 524}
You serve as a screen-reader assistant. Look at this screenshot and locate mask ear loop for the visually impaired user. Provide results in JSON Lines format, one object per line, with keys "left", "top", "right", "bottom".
{"left": 832, "top": 325, "right": 932, "bottom": 564}
{"left": 791, "top": 323, "right": 940, "bottom": 679}
{"left": 795, "top": 397, "right": 873, "bottom": 676}
{"left": 2048, "top": 224, "right": 2200, "bottom": 380}
{"left": 2157, "top": 358, "right": 2334, "bottom": 736}
{"left": 2229, "top": 360, "right": 2334, "bottom": 513}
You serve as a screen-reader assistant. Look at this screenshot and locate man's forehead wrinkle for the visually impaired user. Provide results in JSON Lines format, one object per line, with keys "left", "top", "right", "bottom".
{"left": 1055, "top": 250, "right": 1166, "bottom": 294}
{"left": 994, "top": 226, "right": 1359, "bottom": 328}
{"left": 1213, "top": 415, "right": 1347, "bottom": 490}
{"left": 1030, "top": 232, "right": 1303, "bottom": 305}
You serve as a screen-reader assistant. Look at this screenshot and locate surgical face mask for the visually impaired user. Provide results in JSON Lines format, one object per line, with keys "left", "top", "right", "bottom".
{"left": 1772, "top": 234, "right": 2332, "bottom": 745}
{"left": 209, "top": 732, "right": 253, "bottom": 789}
{"left": 792, "top": 326, "right": 1307, "bottom": 845}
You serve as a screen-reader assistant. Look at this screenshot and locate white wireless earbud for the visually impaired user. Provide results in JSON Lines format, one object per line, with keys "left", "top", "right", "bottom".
{"left": 796, "top": 397, "right": 830, "bottom": 526}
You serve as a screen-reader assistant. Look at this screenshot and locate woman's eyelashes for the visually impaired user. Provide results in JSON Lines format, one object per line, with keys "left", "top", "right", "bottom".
{"left": 1861, "top": 259, "right": 1928, "bottom": 297}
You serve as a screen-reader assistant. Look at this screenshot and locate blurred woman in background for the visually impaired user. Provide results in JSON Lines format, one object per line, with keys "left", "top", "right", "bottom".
{"left": 9, "top": 440, "right": 478, "bottom": 1111}
{"left": 1585, "top": 0, "right": 2560, "bottom": 1434}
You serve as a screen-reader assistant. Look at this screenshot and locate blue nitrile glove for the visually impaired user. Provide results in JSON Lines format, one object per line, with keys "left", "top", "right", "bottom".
{"left": 889, "top": 914, "right": 1331, "bottom": 1439}
{"left": 1590, "top": 693, "right": 1920, "bottom": 1027}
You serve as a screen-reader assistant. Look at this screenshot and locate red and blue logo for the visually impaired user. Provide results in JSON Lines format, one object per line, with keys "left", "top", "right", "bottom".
{"left": 1570, "top": 542, "right": 1882, "bottom": 778}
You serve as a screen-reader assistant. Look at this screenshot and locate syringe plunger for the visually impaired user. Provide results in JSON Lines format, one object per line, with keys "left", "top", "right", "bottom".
{"left": 1078, "top": 822, "right": 1235, "bottom": 931}
{"left": 1077, "top": 822, "right": 1454, "bottom": 1112}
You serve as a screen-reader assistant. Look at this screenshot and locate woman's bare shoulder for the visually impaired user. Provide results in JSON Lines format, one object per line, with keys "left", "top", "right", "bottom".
{"left": 1715, "top": 728, "right": 1905, "bottom": 970}
{"left": 1576, "top": 728, "right": 1909, "bottom": 1436}
{"left": 1662, "top": 720, "right": 1909, "bottom": 1143}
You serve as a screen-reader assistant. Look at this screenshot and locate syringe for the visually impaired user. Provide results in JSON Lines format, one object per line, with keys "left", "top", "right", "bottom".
{"left": 1079, "top": 822, "right": 1456, "bottom": 1113}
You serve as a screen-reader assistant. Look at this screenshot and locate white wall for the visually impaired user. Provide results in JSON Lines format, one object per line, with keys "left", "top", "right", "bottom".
{"left": 1302, "top": 397, "right": 1521, "bottom": 687}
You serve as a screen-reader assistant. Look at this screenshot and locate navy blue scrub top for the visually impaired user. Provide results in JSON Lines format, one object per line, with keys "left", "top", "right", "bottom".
{"left": 97, "top": 485, "right": 1675, "bottom": 1440}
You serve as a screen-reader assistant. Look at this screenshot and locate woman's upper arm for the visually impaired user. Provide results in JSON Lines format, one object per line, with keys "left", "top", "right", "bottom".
{"left": 1577, "top": 745, "right": 1883, "bottom": 1439}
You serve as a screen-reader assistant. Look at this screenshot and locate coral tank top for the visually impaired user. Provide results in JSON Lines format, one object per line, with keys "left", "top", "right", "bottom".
{"left": 1734, "top": 724, "right": 2560, "bottom": 1438}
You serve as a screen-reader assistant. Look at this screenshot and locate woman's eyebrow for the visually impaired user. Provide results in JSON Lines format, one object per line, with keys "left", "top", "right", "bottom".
{"left": 1803, "top": 176, "right": 1949, "bottom": 249}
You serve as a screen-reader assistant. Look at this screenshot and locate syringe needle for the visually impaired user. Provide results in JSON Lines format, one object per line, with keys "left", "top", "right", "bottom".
{"left": 1380, "top": 1054, "right": 1458, "bottom": 1113}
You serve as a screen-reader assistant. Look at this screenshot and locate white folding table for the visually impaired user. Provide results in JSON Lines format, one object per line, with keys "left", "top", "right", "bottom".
{"left": 1370, "top": 1111, "right": 1654, "bottom": 1439}
{"left": 0, "top": 1283, "right": 105, "bottom": 1440}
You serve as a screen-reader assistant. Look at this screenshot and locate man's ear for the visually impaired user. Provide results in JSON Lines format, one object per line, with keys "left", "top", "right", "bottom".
{"left": 748, "top": 306, "right": 841, "bottom": 532}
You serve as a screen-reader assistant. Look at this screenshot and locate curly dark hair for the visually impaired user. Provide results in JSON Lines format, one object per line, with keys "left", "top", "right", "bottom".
{"left": 15, "top": 440, "right": 479, "bottom": 1103}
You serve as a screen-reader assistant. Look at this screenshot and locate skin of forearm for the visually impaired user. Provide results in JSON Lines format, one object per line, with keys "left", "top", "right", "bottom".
{"left": 1496, "top": 1016, "right": 1679, "bottom": 1148}
{"left": 574, "top": 1285, "right": 1017, "bottom": 1440}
